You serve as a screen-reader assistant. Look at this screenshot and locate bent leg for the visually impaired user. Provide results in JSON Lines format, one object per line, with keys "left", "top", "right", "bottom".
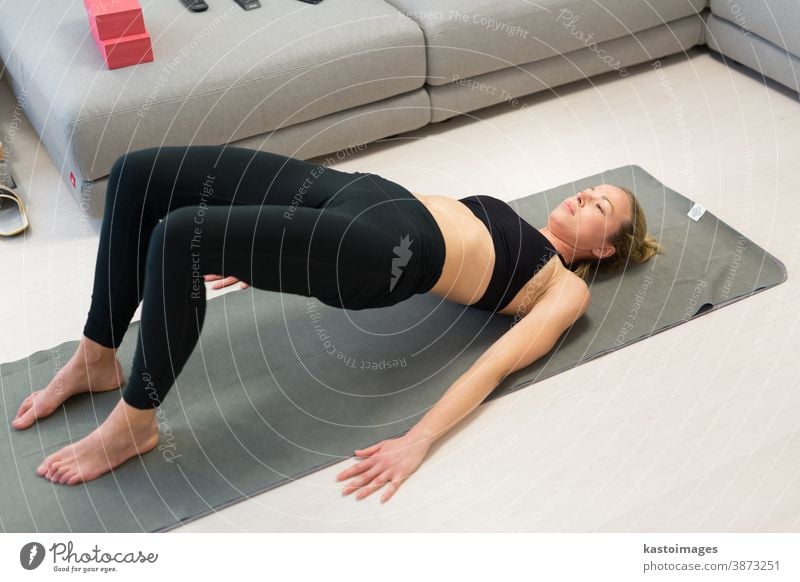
{"left": 35, "top": 178, "right": 432, "bottom": 483}
{"left": 120, "top": 203, "right": 362, "bottom": 408}
{"left": 82, "top": 145, "right": 361, "bottom": 349}
{"left": 32, "top": 147, "right": 378, "bottom": 481}
{"left": 36, "top": 201, "right": 337, "bottom": 482}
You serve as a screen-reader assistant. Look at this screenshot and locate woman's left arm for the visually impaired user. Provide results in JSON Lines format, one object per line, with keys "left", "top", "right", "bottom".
{"left": 337, "top": 276, "right": 591, "bottom": 503}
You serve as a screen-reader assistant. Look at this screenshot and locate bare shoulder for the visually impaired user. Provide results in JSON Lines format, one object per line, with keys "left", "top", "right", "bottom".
{"left": 565, "top": 270, "right": 590, "bottom": 298}
{"left": 544, "top": 267, "right": 591, "bottom": 318}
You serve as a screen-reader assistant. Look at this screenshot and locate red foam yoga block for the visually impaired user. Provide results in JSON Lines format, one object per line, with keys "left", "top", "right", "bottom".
{"left": 84, "top": 0, "right": 146, "bottom": 41}
{"left": 95, "top": 32, "right": 154, "bottom": 70}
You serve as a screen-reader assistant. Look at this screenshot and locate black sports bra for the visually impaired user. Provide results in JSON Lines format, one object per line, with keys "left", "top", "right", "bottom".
{"left": 458, "top": 195, "right": 567, "bottom": 312}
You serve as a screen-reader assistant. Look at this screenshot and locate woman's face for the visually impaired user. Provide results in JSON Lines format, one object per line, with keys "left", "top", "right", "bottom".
{"left": 549, "top": 184, "right": 633, "bottom": 259}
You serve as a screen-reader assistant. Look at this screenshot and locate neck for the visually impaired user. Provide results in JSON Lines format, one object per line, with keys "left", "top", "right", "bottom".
{"left": 538, "top": 227, "right": 587, "bottom": 265}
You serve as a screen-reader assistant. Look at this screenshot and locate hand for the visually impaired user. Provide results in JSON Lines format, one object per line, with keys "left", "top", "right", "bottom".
{"left": 204, "top": 274, "right": 250, "bottom": 290}
{"left": 336, "top": 434, "right": 431, "bottom": 503}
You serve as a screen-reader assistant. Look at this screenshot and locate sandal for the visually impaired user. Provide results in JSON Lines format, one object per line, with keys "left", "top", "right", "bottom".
{"left": 0, "top": 185, "right": 30, "bottom": 236}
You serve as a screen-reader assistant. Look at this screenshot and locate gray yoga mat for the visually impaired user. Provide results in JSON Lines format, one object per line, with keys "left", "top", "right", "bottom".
{"left": 0, "top": 165, "right": 787, "bottom": 532}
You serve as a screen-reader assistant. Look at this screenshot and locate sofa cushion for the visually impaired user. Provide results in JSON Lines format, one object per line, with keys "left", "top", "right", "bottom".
{"left": 0, "top": 0, "right": 426, "bottom": 182}
{"left": 383, "top": 0, "right": 707, "bottom": 85}
{"left": 76, "top": 89, "right": 433, "bottom": 218}
{"left": 710, "top": 0, "right": 800, "bottom": 57}
{"left": 706, "top": 12, "right": 800, "bottom": 93}
{"left": 427, "top": 15, "right": 706, "bottom": 122}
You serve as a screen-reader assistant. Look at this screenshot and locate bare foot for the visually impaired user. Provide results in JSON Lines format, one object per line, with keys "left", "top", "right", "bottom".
{"left": 12, "top": 335, "right": 125, "bottom": 430}
{"left": 37, "top": 399, "right": 159, "bottom": 485}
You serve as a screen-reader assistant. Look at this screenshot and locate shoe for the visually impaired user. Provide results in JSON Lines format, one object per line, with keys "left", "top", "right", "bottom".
{"left": 0, "top": 185, "right": 29, "bottom": 236}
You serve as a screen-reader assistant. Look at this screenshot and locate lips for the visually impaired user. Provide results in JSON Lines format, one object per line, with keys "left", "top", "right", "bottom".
{"left": 565, "top": 201, "right": 575, "bottom": 215}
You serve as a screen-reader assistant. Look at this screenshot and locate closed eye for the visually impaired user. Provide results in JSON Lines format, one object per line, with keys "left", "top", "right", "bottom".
{"left": 597, "top": 203, "right": 605, "bottom": 215}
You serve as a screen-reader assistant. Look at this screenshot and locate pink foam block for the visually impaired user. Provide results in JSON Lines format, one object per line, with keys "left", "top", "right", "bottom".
{"left": 84, "top": 0, "right": 146, "bottom": 41}
{"left": 94, "top": 32, "right": 154, "bottom": 70}
{"left": 83, "top": 0, "right": 154, "bottom": 70}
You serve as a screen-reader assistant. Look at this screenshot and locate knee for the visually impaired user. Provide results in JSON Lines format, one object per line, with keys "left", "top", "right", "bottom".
{"left": 146, "top": 207, "right": 199, "bottom": 266}
{"left": 108, "top": 149, "right": 159, "bottom": 186}
{"left": 105, "top": 148, "right": 161, "bottom": 210}
{"left": 156, "top": 206, "right": 199, "bottom": 243}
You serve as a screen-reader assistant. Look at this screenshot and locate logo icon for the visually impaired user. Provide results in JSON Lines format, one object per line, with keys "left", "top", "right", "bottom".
{"left": 389, "top": 234, "right": 413, "bottom": 292}
{"left": 20, "top": 542, "right": 45, "bottom": 570}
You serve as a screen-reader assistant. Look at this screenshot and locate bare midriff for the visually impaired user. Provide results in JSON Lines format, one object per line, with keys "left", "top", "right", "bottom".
{"left": 411, "top": 192, "right": 567, "bottom": 317}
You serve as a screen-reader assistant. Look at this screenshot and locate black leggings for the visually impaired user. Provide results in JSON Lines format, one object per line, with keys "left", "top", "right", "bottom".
{"left": 82, "top": 146, "right": 445, "bottom": 410}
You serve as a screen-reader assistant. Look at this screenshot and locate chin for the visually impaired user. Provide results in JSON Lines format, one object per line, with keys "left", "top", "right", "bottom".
{"left": 549, "top": 210, "right": 571, "bottom": 229}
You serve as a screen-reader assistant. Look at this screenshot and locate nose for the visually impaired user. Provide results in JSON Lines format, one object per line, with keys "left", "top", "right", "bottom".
{"left": 577, "top": 190, "right": 597, "bottom": 207}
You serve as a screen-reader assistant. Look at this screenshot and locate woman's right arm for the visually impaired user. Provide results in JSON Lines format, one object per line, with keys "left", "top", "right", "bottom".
{"left": 336, "top": 277, "right": 589, "bottom": 503}
{"left": 407, "top": 276, "right": 590, "bottom": 446}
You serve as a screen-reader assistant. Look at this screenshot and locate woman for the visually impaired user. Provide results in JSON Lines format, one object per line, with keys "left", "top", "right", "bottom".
{"left": 13, "top": 146, "right": 661, "bottom": 501}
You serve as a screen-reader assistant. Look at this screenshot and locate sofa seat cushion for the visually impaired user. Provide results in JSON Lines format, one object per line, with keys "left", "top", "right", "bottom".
{"left": 427, "top": 15, "right": 705, "bottom": 122}
{"left": 710, "top": 0, "right": 800, "bottom": 57}
{"left": 0, "top": 0, "right": 426, "bottom": 182}
{"left": 383, "top": 0, "right": 707, "bottom": 85}
{"left": 706, "top": 12, "right": 800, "bottom": 93}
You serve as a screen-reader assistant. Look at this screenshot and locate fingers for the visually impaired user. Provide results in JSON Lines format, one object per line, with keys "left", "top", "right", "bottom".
{"left": 342, "top": 466, "right": 385, "bottom": 498}
{"left": 336, "top": 457, "right": 375, "bottom": 482}
{"left": 216, "top": 277, "right": 250, "bottom": 290}
{"left": 355, "top": 470, "right": 391, "bottom": 500}
{"left": 213, "top": 276, "right": 237, "bottom": 290}
{"left": 206, "top": 275, "right": 236, "bottom": 289}
{"left": 341, "top": 465, "right": 381, "bottom": 495}
{"left": 204, "top": 274, "right": 225, "bottom": 289}
{"left": 336, "top": 443, "right": 407, "bottom": 503}
{"left": 381, "top": 478, "right": 400, "bottom": 503}
{"left": 354, "top": 442, "right": 382, "bottom": 456}
{"left": 204, "top": 275, "right": 251, "bottom": 290}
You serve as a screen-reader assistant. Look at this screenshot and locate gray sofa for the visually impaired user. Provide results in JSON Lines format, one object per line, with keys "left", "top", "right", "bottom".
{"left": 0, "top": 1, "right": 795, "bottom": 217}
{"left": 706, "top": 0, "right": 800, "bottom": 94}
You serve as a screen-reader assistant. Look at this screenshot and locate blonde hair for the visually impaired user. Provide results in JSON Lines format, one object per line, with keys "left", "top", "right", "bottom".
{"left": 570, "top": 186, "right": 663, "bottom": 281}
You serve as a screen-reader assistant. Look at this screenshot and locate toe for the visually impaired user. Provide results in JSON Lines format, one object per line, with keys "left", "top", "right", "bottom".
{"left": 12, "top": 408, "right": 37, "bottom": 430}
{"left": 13, "top": 393, "right": 60, "bottom": 429}
{"left": 56, "top": 467, "right": 72, "bottom": 485}
{"left": 14, "top": 393, "right": 36, "bottom": 420}
{"left": 44, "top": 462, "right": 59, "bottom": 481}
{"left": 49, "top": 461, "right": 67, "bottom": 481}
{"left": 37, "top": 457, "right": 54, "bottom": 477}
{"left": 39, "top": 450, "right": 65, "bottom": 477}
{"left": 45, "top": 460, "right": 62, "bottom": 477}
{"left": 49, "top": 461, "right": 68, "bottom": 482}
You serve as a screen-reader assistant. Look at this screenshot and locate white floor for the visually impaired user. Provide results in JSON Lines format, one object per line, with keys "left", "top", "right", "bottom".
{"left": 1, "top": 48, "right": 799, "bottom": 532}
